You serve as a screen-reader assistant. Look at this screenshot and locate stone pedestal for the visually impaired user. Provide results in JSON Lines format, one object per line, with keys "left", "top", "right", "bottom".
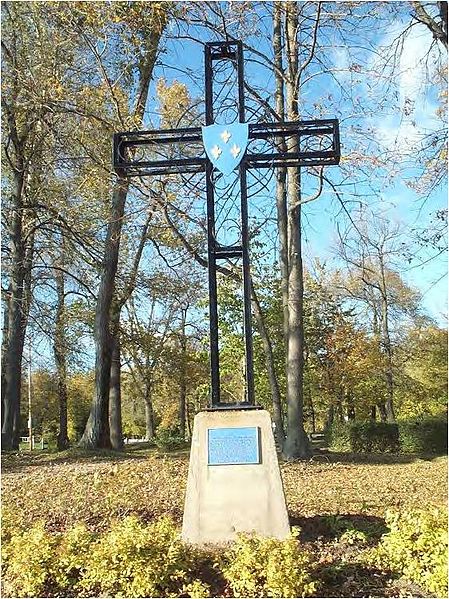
{"left": 181, "top": 409, "right": 290, "bottom": 544}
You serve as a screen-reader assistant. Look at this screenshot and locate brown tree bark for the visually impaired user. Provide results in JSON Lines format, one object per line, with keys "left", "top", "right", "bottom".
{"left": 178, "top": 306, "right": 188, "bottom": 439}
{"left": 273, "top": 2, "right": 289, "bottom": 347}
{"left": 109, "top": 315, "right": 124, "bottom": 450}
{"left": 2, "top": 161, "right": 27, "bottom": 450}
{"left": 144, "top": 383, "right": 156, "bottom": 441}
{"left": 1, "top": 291, "right": 10, "bottom": 430}
{"left": 282, "top": 1, "right": 312, "bottom": 459}
{"left": 79, "top": 181, "right": 128, "bottom": 449}
{"left": 251, "top": 285, "right": 286, "bottom": 449}
{"left": 54, "top": 259, "right": 70, "bottom": 450}
{"left": 378, "top": 253, "right": 396, "bottom": 422}
{"left": 412, "top": 1, "right": 448, "bottom": 48}
{"left": 79, "top": 14, "right": 167, "bottom": 449}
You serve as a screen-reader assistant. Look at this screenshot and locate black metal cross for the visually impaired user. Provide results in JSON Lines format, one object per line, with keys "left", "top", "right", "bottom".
{"left": 113, "top": 40, "right": 340, "bottom": 410}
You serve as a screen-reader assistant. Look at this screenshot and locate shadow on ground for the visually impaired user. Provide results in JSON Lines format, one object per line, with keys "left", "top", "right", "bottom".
{"left": 290, "top": 513, "right": 388, "bottom": 543}
{"left": 292, "top": 514, "right": 431, "bottom": 597}
{"left": 1, "top": 444, "right": 190, "bottom": 473}
{"left": 307, "top": 448, "right": 446, "bottom": 465}
{"left": 311, "top": 560, "right": 429, "bottom": 598}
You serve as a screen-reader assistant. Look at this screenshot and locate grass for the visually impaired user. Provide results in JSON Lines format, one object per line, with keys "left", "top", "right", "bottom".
{"left": 1, "top": 446, "right": 447, "bottom": 597}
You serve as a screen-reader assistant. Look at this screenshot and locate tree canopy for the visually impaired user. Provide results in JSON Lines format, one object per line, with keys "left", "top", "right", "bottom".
{"left": 2, "top": 1, "right": 447, "bottom": 452}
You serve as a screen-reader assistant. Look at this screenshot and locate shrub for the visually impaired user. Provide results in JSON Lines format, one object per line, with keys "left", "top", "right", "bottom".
{"left": 53, "top": 524, "right": 94, "bottom": 593}
{"left": 222, "top": 529, "right": 316, "bottom": 597}
{"left": 2, "top": 521, "right": 93, "bottom": 598}
{"left": 326, "top": 420, "right": 352, "bottom": 451}
{"left": 327, "top": 418, "right": 448, "bottom": 454}
{"left": 339, "top": 528, "right": 369, "bottom": 545}
{"left": 327, "top": 421, "right": 399, "bottom": 453}
{"left": 2, "top": 516, "right": 208, "bottom": 598}
{"left": 398, "top": 418, "right": 448, "bottom": 454}
{"left": 155, "top": 425, "right": 186, "bottom": 451}
{"left": 80, "top": 515, "right": 206, "bottom": 597}
{"left": 368, "top": 508, "right": 448, "bottom": 597}
{"left": 2, "top": 522, "right": 57, "bottom": 598}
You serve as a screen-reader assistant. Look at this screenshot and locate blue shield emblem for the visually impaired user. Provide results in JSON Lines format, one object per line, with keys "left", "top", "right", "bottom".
{"left": 202, "top": 123, "right": 249, "bottom": 175}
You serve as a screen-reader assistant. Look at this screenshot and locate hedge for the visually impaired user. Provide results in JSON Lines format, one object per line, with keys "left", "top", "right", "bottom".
{"left": 327, "top": 418, "right": 447, "bottom": 454}
{"left": 399, "top": 418, "right": 448, "bottom": 454}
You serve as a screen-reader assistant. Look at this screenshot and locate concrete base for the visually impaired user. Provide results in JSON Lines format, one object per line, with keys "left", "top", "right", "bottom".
{"left": 181, "top": 409, "right": 290, "bottom": 544}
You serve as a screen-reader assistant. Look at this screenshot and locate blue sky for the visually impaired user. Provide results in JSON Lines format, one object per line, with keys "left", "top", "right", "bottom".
{"left": 25, "top": 2, "right": 447, "bottom": 374}
{"left": 156, "top": 3, "right": 447, "bottom": 326}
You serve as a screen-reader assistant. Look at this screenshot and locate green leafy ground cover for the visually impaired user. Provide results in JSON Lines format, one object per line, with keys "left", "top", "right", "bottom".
{"left": 2, "top": 447, "right": 447, "bottom": 597}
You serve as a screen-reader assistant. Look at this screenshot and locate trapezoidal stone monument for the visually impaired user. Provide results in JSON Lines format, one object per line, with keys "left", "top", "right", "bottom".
{"left": 181, "top": 408, "right": 290, "bottom": 544}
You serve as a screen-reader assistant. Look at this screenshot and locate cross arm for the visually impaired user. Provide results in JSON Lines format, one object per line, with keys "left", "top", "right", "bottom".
{"left": 113, "top": 118, "right": 340, "bottom": 177}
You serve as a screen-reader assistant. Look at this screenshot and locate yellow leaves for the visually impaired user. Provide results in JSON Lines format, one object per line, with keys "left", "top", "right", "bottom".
{"left": 368, "top": 507, "right": 448, "bottom": 597}
{"left": 281, "top": 456, "right": 448, "bottom": 520}
{"left": 222, "top": 530, "right": 316, "bottom": 597}
{"left": 112, "top": 2, "right": 170, "bottom": 38}
{"left": 2, "top": 450, "right": 448, "bottom": 596}
{"left": 156, "top": 78, "right": 193, "bottom": 128}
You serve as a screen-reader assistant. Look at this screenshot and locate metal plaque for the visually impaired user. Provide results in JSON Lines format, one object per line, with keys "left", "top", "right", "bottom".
{"left": 207, "top": 426, "right": 260, "bottom": 465}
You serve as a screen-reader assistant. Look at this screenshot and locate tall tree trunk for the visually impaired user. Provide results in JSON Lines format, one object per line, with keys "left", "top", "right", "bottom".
{"left": 79, "top": 181, "right": 128, "bottom": 449}
{"left": 2, "top": 164, "right": 26, "bottom": 450}
{"left": 282, "top": 2, "right": 311, "bottom": 459}
{"left": 179, "top": 307, "right": 187, "bottom": 439}
{"left": 54, "top": 261, "right": 70, "bottom": 450}
{"left": 79, "top": 16, "right": 167, "bottom": 449}
{"left": 379, "top": 254, "right": 395, "bottom": 422}
{"left": 1, "top": 288, "right": 11, "bottom": 431}
{"left": 144, "top": 383, "right": 155, "bottom": 441}
{"left": 251, "top": 285, "right": 286, "bottom": 449}
{"left": 308, "top": 385, "right": 316, "bottom": 433}
{"left": 108, "top": 209, "right": 153, "bottom": 447}
{"left": 283, "top": 196, "right": 311, "bottom": 458}
{"left": 109, "top": 315, "right": 124, "bottom": 450}
{"left": 273, "top": 1, "right": 289, "bottom": 348}
{"left": 186, "top": 397, "right": 192, "bottom": 439}
{"left": 377, "top": 402, "right": 388, "bottom": 422}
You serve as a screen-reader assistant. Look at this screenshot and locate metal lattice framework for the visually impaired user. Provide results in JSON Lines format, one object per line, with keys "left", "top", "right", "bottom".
{"left": 114, "top": 120, "right": 340, "bottom": 177}
{"left": 113, "top": 40, "right": 341, "bottom": 410}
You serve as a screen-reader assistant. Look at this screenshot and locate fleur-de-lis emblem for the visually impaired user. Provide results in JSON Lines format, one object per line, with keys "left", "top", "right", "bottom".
{"left": 202, "top": 123, "right": 249, "bottom": 175}
{"left": 230, "top": 144, "right": 241, "bottom": 159}
{"left": 220, "top": 130, "right": 232, "bottom": 143}
{"left": 210, "top": 145, "right": 222, "bottom": 160}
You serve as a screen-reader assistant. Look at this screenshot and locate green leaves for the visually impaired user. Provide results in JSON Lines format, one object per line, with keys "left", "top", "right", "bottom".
{"left": 369, "top": 507, "right": 448, "bottom": 597}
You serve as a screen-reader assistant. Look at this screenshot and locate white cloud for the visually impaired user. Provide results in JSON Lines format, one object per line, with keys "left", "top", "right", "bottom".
{"left": 369, "top": 21, "right": 443, "bottom": 156}
{"left": 397, "top": 25, "right": 435, "bottom": 104}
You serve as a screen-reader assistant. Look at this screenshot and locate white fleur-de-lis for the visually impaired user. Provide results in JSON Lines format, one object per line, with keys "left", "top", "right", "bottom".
{"left": 230, "top": 143, "right": 241, "bottom": 159}
{"left": 220, "top": 129, "right": 231, "bottom": 143}
{"left": 211, "top": 145, "right": 222, "bottom": 160}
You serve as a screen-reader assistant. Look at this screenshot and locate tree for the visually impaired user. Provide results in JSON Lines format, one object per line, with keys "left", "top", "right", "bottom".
{"left": 78, "top": 3, "right": 170, "bottom": 449}
{"left": 336, "top": 213, "right": 422, "bottom": 422}
{"left": 53, "top": 245, "right": 70, "bottom": 450}
{"left": 395, "top": 324, "right": 448, "bottom": 417}
{"left": 122, "top": 286, "right": 177, "bottom": 442}
{"left": 1, "top": 2, "right": 75, "bottom": 449}
{"left": 411, "top": 2, "right": 447, "bottom": 50}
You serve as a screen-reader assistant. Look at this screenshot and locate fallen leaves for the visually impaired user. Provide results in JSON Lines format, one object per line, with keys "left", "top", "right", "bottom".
{"left": 1, "top": 449, "right": 446, "bottom": 597}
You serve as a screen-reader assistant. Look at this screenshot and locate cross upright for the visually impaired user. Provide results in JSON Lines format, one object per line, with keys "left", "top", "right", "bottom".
{"left": 113, "top": 40, "right": 340, "bottom": 411}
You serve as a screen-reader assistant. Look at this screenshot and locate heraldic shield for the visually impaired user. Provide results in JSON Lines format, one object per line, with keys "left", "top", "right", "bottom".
{"left": 202, "top": 123, "right": 249, "bottom": 175}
